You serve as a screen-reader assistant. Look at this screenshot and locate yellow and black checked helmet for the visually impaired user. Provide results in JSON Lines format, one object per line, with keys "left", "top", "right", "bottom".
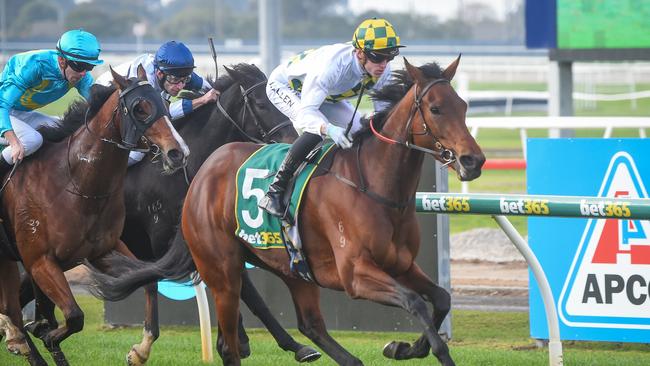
{"left": 353, "top": 18, "right": 403, "bottom": 52}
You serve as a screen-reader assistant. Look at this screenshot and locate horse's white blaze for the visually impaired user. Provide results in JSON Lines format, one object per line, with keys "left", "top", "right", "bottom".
{"left": 164, "top": 116, "right": 190, "bottom": 157}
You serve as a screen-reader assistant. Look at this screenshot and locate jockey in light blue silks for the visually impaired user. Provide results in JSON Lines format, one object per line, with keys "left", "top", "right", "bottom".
{"left": 0, "top": 29, "right": 103, "bottom": 175}
{"left": 96, "top": 41, "right": 219, "bottom": 166}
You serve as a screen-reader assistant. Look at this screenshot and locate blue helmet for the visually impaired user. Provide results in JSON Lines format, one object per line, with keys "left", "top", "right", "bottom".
{"left": 154, "top": 41, "right": 195, "bottom": 76}
{"left": 56, "top": 29, "right": 103, "bottom": 66}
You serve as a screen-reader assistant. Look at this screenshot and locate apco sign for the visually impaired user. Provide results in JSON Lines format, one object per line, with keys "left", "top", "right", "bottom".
{"left": 528, "top": 139, "right": 650, "bottom": 342}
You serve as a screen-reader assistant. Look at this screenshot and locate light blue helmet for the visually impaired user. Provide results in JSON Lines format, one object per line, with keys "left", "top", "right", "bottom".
{"left": 56, "top": 29, "right": 104, "bottom": 66}
{"left": 154, "top": 41, "right": 195, "bottom": 76}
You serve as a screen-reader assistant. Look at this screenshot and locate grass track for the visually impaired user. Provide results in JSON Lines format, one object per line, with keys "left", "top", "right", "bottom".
{"left": 1, "top": 296, "right": 648, "bottom": 365}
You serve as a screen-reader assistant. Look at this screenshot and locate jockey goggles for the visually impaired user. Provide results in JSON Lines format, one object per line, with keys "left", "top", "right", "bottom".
{"left": 364, "top": 48, "right": 399, "bottom": 64}
{"left": 164, "top": 73, "right": 191, "bottom": 85}
{"left": 67, "top": 59, "right": 95, "bottom": 72}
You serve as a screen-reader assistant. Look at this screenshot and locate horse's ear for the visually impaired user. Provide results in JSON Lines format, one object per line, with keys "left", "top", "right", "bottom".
{"left": 110, "top": 66, "right": 128, "bottom": 90}
{"left": 404, "top": 57, "right": 424, "bottom": 84}
{"left": 136, "top": 64, "right": 147, "bottom": 81}
{"left": 442, "top": 54, "right": 461, "bottom": 82}
{"left": 224, "top": 65, "right": 235, "bottom": 78}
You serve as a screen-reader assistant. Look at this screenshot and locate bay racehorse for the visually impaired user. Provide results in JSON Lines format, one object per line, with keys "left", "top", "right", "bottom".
{"left": 103, "top": 63, "right": 317, "bottom": 364}
{"left": 86, "top": 56, "right": 484, "bottom": 365}
{"left": 20, "top": 64, "right": 319, "bottom": 364}
{"left": 0, "top": 65, "right": 187, "bottom": 366}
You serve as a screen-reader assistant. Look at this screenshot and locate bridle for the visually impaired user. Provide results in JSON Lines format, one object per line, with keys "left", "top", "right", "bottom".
{"left": 328, "top": 78, "right": 458, "bottom": 210}
{"left": 66, "top": 81, "right": 166, "bottom": 199}
{"left": 216, "top": 80, "right": 293, "bottom": 144}
{"left": 370, "top": 78, "right": 456, "bottom": 166}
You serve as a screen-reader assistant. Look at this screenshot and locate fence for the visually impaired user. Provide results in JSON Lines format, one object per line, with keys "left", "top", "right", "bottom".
{"left": 416, "top": 192, "right": 650, "bottom": 366}
{"left": 460, "top": 116, "right": 650, "bottom": 193}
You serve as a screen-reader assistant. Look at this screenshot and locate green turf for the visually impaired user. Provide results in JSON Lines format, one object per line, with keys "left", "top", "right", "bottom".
{"left": 1, "top": 295, "right": 647, "bottom": 365}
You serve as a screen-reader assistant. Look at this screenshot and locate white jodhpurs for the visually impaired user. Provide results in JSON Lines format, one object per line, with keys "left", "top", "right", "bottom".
{"left": 0, "top": 110, "right": 59, "bottom": 164}
{"left": 266, "top": 79, "right": 364, "bottom": 136}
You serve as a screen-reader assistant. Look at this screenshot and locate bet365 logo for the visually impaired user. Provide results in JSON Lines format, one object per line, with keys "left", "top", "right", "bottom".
{"left": 559, "top": 152, "right": 650, "bottom": 329}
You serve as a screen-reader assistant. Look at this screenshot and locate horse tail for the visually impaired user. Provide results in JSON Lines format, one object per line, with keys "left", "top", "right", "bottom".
{"left": 86, "top": 230, "right": 197, "bottom": 301}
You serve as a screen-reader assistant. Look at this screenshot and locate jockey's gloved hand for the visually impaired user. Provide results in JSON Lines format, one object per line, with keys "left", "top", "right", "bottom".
{"left": 326, "top": 124, "right": 352, "bottom": 149}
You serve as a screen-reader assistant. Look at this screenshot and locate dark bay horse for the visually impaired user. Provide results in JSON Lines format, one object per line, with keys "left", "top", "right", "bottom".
{"left": 0, "top": 65, "right": 187, "bottom": 366}
{"left": 20, "top": 64, "right": 317, "bottom": 364}
{"left": 85, "top": 57, "right": 484, "bottom": 365}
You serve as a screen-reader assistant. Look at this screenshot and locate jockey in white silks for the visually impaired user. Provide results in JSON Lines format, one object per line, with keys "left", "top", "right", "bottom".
{"left": 258, "top": 17, "right": 404, "bottom": 218}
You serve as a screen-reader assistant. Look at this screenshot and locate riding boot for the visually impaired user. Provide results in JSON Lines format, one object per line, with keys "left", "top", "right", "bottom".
{"left": 258, "top": 132, "right": 322, "bottom": 217}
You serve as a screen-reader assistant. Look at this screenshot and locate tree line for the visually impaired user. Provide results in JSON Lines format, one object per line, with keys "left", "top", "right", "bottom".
{"left": 3, "top": 0, "right": 524, "bottom": 44}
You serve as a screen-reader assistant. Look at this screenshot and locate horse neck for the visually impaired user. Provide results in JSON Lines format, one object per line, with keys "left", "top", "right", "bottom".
{"left": 68, "top": 91, "right": 129, "bottom": 196}
{"left": 360, "top": 89, "right": 425, "bottom": 202}
{"left": 178, "top": 103, "right": 240, "bottom": 168}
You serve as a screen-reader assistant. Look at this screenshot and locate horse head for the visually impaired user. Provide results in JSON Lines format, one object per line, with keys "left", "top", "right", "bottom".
{"left": 110, "top": 65, "right": 189, "bottom": 173}
{"left": 403, "top": 56, "right": 485, "bottom": 181}
{"left": 221, "top": 64, "right": 297, "bottom": 143}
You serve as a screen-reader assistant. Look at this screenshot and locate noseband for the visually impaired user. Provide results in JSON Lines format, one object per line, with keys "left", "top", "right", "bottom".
{"left": 216, "top": 80, "right": 293, "bottom": 143}
{"left": 370, "top": 78, "right": 456, "bottom": 166}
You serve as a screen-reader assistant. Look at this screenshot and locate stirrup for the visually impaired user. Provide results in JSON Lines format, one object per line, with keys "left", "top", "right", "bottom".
{"left": 258, "top": 194, "right": 285, "bottom": 218}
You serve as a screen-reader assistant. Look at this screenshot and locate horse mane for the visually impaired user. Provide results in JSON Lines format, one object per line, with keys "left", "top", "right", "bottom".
{"left": 352, "top": 62, "right": 444, "bottom": 141}
{"left": 39, "top": 83, "right": 117, "bottom": 142}
{"left": 175, "top": 63, "right": 266, "bottom": 101}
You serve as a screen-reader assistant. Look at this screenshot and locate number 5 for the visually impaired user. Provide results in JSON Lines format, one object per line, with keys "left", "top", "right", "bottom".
{"left": 242, "top": 168, "right": 269, "bottom": 229}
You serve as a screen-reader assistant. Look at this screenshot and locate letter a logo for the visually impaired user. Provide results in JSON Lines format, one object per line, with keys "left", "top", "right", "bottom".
{"left": 559, "top": 152, "right": 650, "bottom": 329}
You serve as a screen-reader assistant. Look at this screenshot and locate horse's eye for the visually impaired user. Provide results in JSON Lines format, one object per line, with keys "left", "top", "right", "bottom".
{"left": 430, "top": 106, "right": 441, "bottom": 115}
{"left": 133, "top": 103, "right": 151, "bottom": 120}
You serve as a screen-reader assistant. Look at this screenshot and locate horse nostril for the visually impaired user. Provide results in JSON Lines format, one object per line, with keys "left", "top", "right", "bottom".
{"left": 167, "top": 149, "right": 184, "bottom": 166}
{"left": 459, "top": 154, "right": 485, "bottom": 170}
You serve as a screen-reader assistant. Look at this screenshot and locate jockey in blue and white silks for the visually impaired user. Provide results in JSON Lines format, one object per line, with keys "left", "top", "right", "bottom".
{"left": 258, "top": 18, "right": 404, "bottom": 218}
{"left": 96, "top": 41, "right": 219, "bottom": 166}
{"left": 0, "top": 29, "right": 103, "bottom": 172}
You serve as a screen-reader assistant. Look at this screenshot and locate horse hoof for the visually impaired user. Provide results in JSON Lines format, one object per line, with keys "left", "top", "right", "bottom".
{"left": 382, "top": 341, "right": 411, "bottom": 360}
{"left": 7, "top": 339, "right": 30, "bottom": 356}
{"left": 294, "top": 345, "right": 321, "bottom": 363}
{"left": 126, "top": 347, "right": 148, "bottom": 366}
{"left": 239, "top": 341, "right": 251, "bottom": 359}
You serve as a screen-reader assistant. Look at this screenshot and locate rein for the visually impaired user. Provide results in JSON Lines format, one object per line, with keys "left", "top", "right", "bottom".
{"left": 330, "top": 78, "right": 457, "bottom": 209}
{"left": 216, "top": 80, "right": 292, "bottom": 144}
{"left": 370, "top": 78, "right": 456, "bottom": 166}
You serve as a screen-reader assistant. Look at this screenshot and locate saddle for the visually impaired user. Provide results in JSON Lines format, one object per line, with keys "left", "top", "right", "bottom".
{"left": 234, "top": 142, "right": 337, "bottom": 281}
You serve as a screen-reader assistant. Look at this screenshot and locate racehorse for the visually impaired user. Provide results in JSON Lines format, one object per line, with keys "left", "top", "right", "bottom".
{"left": 19, "top": 64, "right": 319, "bottom": 365}
{"left": 0, "top": 65, "right": 188, "bottom": 366}
{"left": 86, "top": 56, "right": 484, "bottom": 365}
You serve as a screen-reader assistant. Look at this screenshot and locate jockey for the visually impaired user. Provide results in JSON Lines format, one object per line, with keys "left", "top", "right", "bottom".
{"left": 95, "top": 40, "right": 219, "bottom": 166}
{"left": 0, "top": 29, "right": 103, "bottom": 175}
{"left": 258, "top": 17, "right": 404, "bottom": 218}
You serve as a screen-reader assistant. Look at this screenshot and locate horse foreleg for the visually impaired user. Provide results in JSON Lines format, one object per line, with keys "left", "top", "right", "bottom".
{"left": 23, "top": 279, "right": 60, "bottom": 340}
{"left": 384, "top": 263, "right": 451, "bottom": 361}
{"left": 240, "top": 270, "right": 321, "bottom": 362}
{"left": 284, "top": 278, "right": 361, "bottom": 366}
{"left": 28, "top": 258, "right": 83, "bottom": 366}
{"left": 344, "top": 259, "right": 454, "bottom": 366}
{"left": 94, "top": 243, "right": 160, "bottom": 366}
{"left": 1, "top": 259, "right": 48, "bottom": 366}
